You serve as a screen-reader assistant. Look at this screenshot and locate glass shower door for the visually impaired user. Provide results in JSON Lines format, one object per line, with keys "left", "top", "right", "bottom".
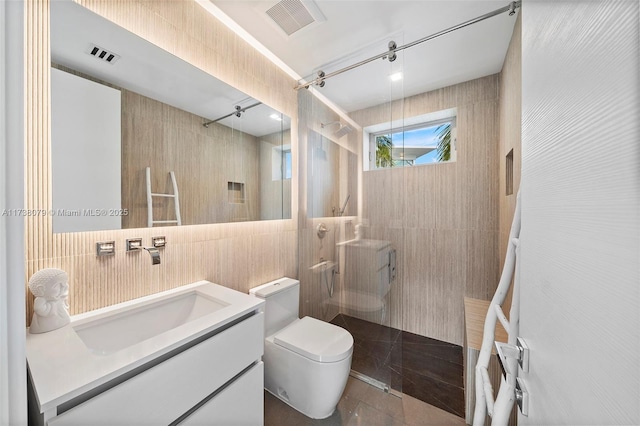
{"left": 323, "top": 45, "right": 405, "bottom": 394}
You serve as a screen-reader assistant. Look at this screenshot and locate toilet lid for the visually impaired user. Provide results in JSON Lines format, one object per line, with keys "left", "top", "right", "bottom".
{"left": 274, "top": 317, "right": 353, "bottom": 363}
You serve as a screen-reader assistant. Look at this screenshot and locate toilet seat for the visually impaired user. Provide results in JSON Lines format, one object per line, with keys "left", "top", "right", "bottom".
{"left": 274, "top": 317, "right": 353, "bottom": 363}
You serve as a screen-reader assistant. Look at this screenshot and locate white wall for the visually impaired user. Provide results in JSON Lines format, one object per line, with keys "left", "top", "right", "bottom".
{"left": 519, "top": 1, "right": 639, "bottom": 424}
{"left": 1, "top": 0, "right": 27, "bottom": 424}
{"left": 51, "top": 68, "right": 121, "bottom": 233}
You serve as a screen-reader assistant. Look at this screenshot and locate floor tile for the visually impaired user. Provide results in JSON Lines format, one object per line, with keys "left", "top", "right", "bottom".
{"left": 360, "top": 386, "right": 405, "bottom": 420}
{"left": 342, "top": 376, "right": 372, "bottom": 401}
{"left": 331, "top": 314, "right": 466, "bottom": 419}
{"left": 402, "top": 393, "right": 467, "bottom": 426}
{"left": 401, "top": 330, "right": 463, "bottom": 365}
{"left": 397, "top": 348, "right": 464, "bottom": 387}
{"left": 346, "top": 402, "right": 403, "bottom": 426}
{"left": 263, "top": 374, "right": 467, "bottom": 426}
{"left": 401, "top": 372, "right": 465, "bottom": 418}
{"left": 264, "top": 390, "right": 313, "bottom": 426}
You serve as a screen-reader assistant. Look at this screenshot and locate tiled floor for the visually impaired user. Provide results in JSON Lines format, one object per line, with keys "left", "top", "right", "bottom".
{"left": 330, "top": 314, "right": 465, "bottom": 418}
{"left": 264, "top": 376, "right": 466, "bottom": 426}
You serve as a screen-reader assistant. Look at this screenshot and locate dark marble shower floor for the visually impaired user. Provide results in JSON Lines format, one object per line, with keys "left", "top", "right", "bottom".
{"left": 330, "top": 314, "right": 465, "bottom": 418}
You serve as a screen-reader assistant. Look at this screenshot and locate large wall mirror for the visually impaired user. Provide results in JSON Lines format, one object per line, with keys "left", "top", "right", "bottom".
{"left": 50, "top": 1, "right": 292, "bottom": 233}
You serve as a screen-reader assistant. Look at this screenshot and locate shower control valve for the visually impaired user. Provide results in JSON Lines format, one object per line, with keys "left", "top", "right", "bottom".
{"left": 317, "top": 223, "right": 328, "bottom": 239}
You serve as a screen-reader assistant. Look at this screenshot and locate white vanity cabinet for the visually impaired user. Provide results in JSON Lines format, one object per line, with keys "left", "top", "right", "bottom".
{"left": 27, "top": 282, "right": 265, "bottom": 426}
{"left": 180, "top": 362, "right": 264, "bottom": 425}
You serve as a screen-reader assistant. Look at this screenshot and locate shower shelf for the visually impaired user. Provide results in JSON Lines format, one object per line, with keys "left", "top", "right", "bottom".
{"left": 309, "top": 260, "right": 337, "bottom": 273}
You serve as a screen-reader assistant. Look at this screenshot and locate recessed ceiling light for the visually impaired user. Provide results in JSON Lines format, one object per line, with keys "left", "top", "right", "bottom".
{"left": 270, "top": 113, "right": 283, "bottom": 121}
{"left": 389, "top": 72, "right": 403, "bottom": 82}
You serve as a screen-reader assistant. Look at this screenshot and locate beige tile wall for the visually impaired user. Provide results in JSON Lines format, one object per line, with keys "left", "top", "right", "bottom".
{"left": 350, "top": 75, "right": 500, "bottom": 346}
{"left": 499, "top": 14, "right": 522, "bottom": 269}
{"left": 25, "top": 0, "right": 299, "bottom": 323}
{"left": 297, "top": 89, "right": 361, "bottom": 322}
{"left": 119, "top": 89, "right": 264, "bottom": 227}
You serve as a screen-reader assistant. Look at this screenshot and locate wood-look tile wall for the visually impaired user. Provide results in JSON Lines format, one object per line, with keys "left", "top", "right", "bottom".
{"left": 25, "top": 0, "right": 299, "bottom": 323}
{"left": 350, "top": 75, "right": 500, "bottom": 346}
{"left": 297, "top": 89, "right": 361, "bottom": 322}
{"left": 119, "top": 89, "right": 263, "bottom": 227}
{"left": 499, "top": 14, "right": 522, "bottom": 270}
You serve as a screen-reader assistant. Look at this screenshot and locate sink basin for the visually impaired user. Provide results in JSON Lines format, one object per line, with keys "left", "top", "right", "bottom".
{"left": 73, "top": 292, "right": 229, "bottom": 355}
{"left": 26, "top": 281, "right": 265, "bottom": 413}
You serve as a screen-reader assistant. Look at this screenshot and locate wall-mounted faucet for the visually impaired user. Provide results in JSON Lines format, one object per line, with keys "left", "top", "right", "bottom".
{"left": 143, "top": 246, "right": 161, "bottom": 265}
{"left": 126, "top": 238, "right": 161, "bottom": 265}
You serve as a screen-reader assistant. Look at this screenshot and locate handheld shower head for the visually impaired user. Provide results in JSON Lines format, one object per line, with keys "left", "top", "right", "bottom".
{"left": 339, "top": 194, "right": 351, "bottom": 216}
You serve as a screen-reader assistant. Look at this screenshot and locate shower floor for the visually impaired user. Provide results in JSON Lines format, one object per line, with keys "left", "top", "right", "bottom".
{"left": 330, "top": 314, "right": 465, "bottom": 418}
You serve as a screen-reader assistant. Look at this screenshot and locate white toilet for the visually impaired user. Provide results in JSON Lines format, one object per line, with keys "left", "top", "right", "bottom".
{"left": 250, "top": 277, "right": 353, "bottom": 419}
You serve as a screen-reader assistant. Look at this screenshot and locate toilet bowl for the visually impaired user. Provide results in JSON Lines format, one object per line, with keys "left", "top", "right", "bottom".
{"left": 250, "top": 278, "right": 353, "bottom": 419}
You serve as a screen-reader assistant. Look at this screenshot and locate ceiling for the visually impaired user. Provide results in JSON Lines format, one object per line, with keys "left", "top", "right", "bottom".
{"left": 211, "top": 0, "right": 519, "bottom": 112}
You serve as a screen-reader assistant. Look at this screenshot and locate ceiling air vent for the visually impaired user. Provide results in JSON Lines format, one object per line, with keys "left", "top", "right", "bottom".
{"left": 266, "top": 0, "right": 322, "bottom": 36}
{"left": 86, "top": 44, "right": 120, "bottom": 64}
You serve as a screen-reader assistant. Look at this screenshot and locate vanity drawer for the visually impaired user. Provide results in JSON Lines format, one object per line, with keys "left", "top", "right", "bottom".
{"left": 180, "top": 361, "right": 263, "bottom": 425}
{"left": 49, "top": 312, "right": 264, "bottom": 426}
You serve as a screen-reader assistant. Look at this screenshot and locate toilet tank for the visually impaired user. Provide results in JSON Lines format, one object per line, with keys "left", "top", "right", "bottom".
{"left": 249, "top": 278, "right": 300, "bottom": 337}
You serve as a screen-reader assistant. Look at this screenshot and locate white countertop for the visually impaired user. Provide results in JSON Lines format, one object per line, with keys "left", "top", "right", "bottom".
{"left": 26, "top": 281, "right": 264, "bottom": 413}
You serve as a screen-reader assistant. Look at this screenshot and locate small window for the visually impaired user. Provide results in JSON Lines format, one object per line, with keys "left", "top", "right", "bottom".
{"left": 283, "top": 150, "right": 292, "bottom": 180}
{"left": 369, "top": 117, "right": 456, "bottom": 169}
{"left": 271, "top": 147, "right": 292, "bottom": 181}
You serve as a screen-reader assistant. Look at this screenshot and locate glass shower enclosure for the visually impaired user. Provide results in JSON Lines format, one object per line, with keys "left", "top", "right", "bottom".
{"left": 297, "top": 51, "right": 404, "bottom": 393}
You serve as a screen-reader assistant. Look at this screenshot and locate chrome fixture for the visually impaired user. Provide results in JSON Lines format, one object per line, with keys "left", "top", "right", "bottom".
{"left": 126, "top": 238, "right": 143, "bottom": 251}
{"left": 495, "top": 336, "right": 530, "bottom": 373}
{"left": 339, "top": 194, "right": 350, "bottom": 216}
{"left": 96, "top": 241, "right": 115, "bottom": 257}
{"left": 385, "top": 41, "right": 397, "bottom": 62}
{"left": 152, "top": 236, "right": 166, "bottom": 249}
{"left": 321, "top": 121, "right": 353, "bottom": 139}
{"left": 127, "top": 238, "right": 161, "bottom": 265}
{"left": 295, "top": 1, "right": 521, "bottom": 90}
{"left": 515, "top": 377, "right": 529, "bottom": 416}
{"left": 333, "top": 194, "right": 351, "bottom": 216}
{"left": 317, "top": 223, "right": 328, "bottom": 239}
{"left": 202, "top": 102, "right": 262, "bottom": 128}
{"left": 144, "top": 247, "right": 161, "bottom": 265}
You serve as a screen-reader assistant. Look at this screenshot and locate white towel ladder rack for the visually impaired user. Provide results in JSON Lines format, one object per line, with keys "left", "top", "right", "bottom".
{"left": 146, "top": 166, "right": 182, "bottom": 227}
{"left": 473, "top": 191, "right": 523, "bottom": 425}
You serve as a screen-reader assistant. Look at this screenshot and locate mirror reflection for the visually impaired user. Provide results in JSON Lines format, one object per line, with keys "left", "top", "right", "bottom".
{"left": 50, "top": 1, "right": 291, "bottom": 233}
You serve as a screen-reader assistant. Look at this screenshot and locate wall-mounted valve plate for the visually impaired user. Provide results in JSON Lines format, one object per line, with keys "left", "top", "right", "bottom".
{"left": 96, "top": 241, "right": 115, "bottom": 256}
{"left": 126, "top": 238, "right": 142, "bottom": 251}
{"left": 152, "top": 236, "right": 166, "bottom": 248}
{"left": 516, "top": 377, "right": 529, "bottom": 416}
